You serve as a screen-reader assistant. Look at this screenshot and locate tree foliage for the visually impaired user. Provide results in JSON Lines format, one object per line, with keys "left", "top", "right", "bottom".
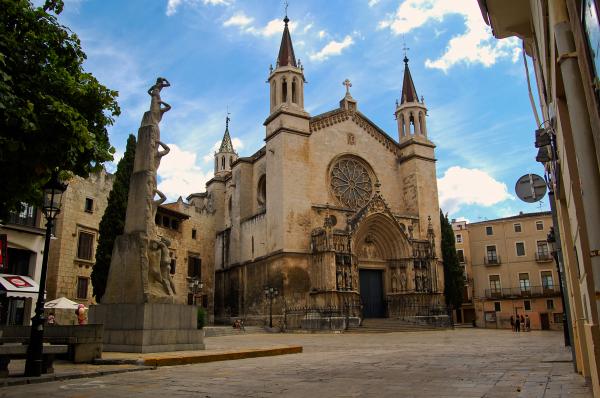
{"left": 440, "top": 210, "right": 465, "bottom": 310}
{"left": 0, "top": 0, "right": 119, "bottom": 216}
{"left": 91, "top": 134, "right": 135, "bottom": 302}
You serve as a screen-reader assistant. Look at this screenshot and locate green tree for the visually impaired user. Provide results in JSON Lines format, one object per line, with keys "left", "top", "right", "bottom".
{"left": 0, "top": 0, "right": 120, "bottom": 216}
{"left": 91, "top": 135, "right": 135, "bottom": 302}
{"left": 440, "top": 210, "right": 465, "bottom": 310}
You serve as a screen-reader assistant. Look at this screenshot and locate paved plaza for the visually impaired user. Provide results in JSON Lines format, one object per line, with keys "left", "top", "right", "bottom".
{"left": 0, "top": 328, "right": 592, "bottom": 397}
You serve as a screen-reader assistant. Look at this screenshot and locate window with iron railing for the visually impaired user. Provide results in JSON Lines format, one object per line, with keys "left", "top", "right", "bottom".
{"left": 7, "top": 203, "right": 38, "bottom": 227}
{"left": 485, "top": 246, "right": 500, "bottom": 264}
{"left": 541, "top": 271, "right": 554, "bottom": 291}
{"left": 519, "top": 273, "right": 531, "bottom": 293}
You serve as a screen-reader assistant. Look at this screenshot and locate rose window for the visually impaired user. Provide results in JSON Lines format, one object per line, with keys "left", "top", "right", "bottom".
{"left": 330, "top": 158, "right": 373, "bottom": 209}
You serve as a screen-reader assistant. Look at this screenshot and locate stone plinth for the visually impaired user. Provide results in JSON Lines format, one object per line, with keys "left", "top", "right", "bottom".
{"left": 89, "top": 303, "right": 204, "bottom": 353}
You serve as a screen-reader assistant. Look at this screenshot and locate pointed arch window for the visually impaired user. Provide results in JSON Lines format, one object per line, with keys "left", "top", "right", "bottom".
{"left": 292, "top": 78, "right": 297, "bottom": 104}
{"left": 270, "top": 81, "right": 276, "bottom": 107}
{"left": 221, "top": 156, "right": 225, "bottom": 170}
{"left": 282, "top": 78, "right": 288, "bottom": 103}
{"left": 257, "top": 174, "right": 266, "bottom": 210}
{"left": 409, "top": 113, "right": 416, "bottom": 134}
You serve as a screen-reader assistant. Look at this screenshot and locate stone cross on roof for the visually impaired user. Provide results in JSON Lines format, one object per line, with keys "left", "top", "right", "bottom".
{"left": 343, "top": 79, "right": 352, "bottom": 95}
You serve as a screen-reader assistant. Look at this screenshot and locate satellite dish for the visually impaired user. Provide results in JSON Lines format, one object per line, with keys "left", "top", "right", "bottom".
{"left": 515, "top": 174, "right": 547, "bottom": 203}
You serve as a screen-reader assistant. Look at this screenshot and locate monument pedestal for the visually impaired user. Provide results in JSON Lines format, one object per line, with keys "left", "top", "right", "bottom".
{"left": 89, "top": 303, "right": 204, "bottom": 353}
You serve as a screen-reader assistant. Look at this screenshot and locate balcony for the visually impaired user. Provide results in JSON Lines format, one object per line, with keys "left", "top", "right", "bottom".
{"left": 535, "top": 252, "right": 553, "bottom": 263}
{"left": 484, "top": 285, "right": 560, "bottom": 299}
{"left": 484, "top": 255, "right": 501, "bottom": 265}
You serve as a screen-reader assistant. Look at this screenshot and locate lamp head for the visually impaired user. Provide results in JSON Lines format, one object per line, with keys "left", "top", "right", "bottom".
{"left": 42, "top": 171, "right": 68, "bottom": 220}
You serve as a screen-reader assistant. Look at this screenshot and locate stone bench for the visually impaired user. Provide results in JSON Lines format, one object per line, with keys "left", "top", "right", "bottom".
{"left": 0, "top": 325, "right": 103, "bottom": 363}
{"left": 0, "top": 344, "right": 68, "bottom": 377}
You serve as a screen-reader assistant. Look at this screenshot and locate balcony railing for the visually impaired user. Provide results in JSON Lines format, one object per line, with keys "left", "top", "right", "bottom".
{"left": 484, "top": 255, "right": 501, "bottom": 265}
{"left": 484, "top": 285, "right": 560, "bottom": 299}
{"left": 535, "top": 252, "right": 553, "bottom": 262}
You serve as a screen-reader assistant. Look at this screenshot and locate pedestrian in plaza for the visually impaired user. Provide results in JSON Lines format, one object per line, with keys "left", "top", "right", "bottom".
{"left": 525, "top": 315, "right": 531, "bottom": 331}
{"left": 520, "top": 314, "right": 525, "bottom": 329}
{"left": 515, "top": 315, "right": 521, "bottom": 333}
{"left": 510, "top": 315, "right": 515, "bottom": 331}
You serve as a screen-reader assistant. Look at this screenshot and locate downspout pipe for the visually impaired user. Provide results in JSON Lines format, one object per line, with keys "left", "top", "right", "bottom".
{"left": 555, "top": 22, "right": 600, "bottom": 318}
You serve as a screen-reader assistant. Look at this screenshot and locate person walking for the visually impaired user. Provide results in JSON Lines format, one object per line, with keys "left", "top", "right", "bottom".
{"left": 525, "top": 315, "right": 531, "bottom": 331}
{"left": 510, "top": 315, "right": 515, "bottom": 332}
{"left": 515, "top": 314, "right": 521, "bottom": 333}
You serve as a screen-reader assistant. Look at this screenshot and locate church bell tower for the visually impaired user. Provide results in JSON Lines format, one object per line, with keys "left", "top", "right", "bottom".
{"left": 214, "top": 115, "right": 237, "bottom": 177}
{"left": 264, "top": 15, "right": 309, "bottom": 138}
{"left": 395, "top": 56, "right": 428, "bottom": 143}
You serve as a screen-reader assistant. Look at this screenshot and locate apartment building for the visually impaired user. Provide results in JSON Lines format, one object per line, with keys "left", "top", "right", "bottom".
{"left": 453, "top": 212, "right": 563, "bottom": 330}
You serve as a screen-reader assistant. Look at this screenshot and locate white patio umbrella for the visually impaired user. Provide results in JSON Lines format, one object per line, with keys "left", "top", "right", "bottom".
{"left": 44, "top": 297, "right": 87, "bottom": 309}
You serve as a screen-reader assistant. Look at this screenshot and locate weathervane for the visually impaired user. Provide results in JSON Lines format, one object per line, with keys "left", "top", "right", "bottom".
{"left": 284, "top": 0, "right": 289, "bottom": 18}
{"left": 402, "top": 35, "right": 410, "bottom": 60}
{"left": 226, "top": 105, "right": 230, "bottom": 128}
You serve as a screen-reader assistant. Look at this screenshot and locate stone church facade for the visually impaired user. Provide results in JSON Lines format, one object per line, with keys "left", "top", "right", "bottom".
{"left": 189, "top": 17, "right": 444, "bottom": 325}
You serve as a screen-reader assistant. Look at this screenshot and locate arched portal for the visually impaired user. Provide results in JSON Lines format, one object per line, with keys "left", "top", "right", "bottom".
{"left": 353, "top": 213, "right": 410, "bottom": 318}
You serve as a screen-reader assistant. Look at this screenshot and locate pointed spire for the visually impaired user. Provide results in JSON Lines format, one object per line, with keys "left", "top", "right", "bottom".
{"left": 277, "top": 15, "right": 297, "bottom": 68}
{"left": 400, "top": 56, "right": 419, "bottom": 104}
{"left": 218, "top": 114, "right": 235, "bottom": 153}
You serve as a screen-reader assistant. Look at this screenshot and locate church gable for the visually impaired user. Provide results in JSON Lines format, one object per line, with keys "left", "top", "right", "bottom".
{"left": 309, "top": 109, "right": 400, "bottom": 157}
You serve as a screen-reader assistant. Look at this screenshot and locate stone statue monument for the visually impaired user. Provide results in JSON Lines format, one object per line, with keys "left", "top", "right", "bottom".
{"left": 90, "top": 79, "right": 204, "bottom": 352}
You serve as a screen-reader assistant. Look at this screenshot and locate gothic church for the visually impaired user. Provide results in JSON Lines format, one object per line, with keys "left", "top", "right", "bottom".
{"left": 186, "top": 16, "right": 444, "bottom": 325}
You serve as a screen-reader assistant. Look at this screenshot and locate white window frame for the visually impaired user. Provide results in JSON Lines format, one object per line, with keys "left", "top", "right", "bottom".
{"left": 455, "top": 234, "right": 462, "bottom": 243}
{"left": 485, "top": 225, "right": 494, "bottom": 236}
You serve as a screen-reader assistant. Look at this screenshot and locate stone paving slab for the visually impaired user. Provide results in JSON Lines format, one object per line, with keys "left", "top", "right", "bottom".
{"left": 0, "top": 329, "right": 592, "bottom": 397}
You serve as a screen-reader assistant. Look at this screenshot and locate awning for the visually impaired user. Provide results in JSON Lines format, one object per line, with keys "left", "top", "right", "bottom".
{"left": 0, "top": 274, "right": 39, "bottom": 299}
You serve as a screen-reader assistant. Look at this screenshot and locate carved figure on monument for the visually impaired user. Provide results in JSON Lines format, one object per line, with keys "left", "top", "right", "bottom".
{"left": 400, "top": 271, "right": 407, "bottom": 291}
{"left": 102, "top": 77, "right": 178, "bottom": 305}
{"left": 155, "top": 141, "right": 170, "bottom": 170}
{"left": 147, "top": 77, "right": 171, "bottom": 124}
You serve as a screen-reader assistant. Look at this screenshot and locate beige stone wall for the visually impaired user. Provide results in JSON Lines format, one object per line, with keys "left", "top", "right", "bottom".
{"left": 159, "top": 199, "right": 216, "bottom": 324}
{"left": 47, "top": 169, "right": 114, "bottom": 307}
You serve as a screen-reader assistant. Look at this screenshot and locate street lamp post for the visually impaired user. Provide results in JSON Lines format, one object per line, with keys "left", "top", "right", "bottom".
{"left": 187, "top": 277, "right": 203, "bottom": 306}
{"left": 24, "top": 171, "right": 67, "bottom": 377}
{"left": 264, "top": 286, "right": 279, "bottom": 328}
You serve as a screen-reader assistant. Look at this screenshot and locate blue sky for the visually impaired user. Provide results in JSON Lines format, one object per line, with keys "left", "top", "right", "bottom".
{"left": 53, "top": 0, "right": 548, "bottom": 222}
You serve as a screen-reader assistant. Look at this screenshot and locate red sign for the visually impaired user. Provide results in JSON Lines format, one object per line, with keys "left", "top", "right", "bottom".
{"left": 4, "top": 276, "right": 32, "bottom": 289}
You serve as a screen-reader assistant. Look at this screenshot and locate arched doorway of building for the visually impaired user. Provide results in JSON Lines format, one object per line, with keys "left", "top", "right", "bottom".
{"left": 353, "top": 213, "right": 409, "bottom": 318}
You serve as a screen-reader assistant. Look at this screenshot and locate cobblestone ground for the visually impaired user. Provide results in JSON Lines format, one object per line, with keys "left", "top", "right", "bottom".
{"left": 0, "top": 329, "right": 591, "bottom": 398}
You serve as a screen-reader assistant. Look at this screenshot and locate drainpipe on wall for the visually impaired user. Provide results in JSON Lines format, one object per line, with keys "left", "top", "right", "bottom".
{"left": 554, "top": 21, "right": 600, "bottom": 324}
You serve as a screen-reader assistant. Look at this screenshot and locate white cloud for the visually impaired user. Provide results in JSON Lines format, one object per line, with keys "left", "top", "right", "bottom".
{"left": 437, "top": 166, "right": 512, "bottom": 214}
{"left": 378, "top": 0, "right": 520, "bottom": 72}
{"left": 368, "top": 0, "right": 380, "bottom": 6}
{"left": 303, "top": 23, "right": 313, "bottom": 33}
{"left": 166, "top": 0, "right": 229, "bottom": 16}
{"left": 309, "top": 35, "right": 354, "bottom": 62}
{"left": 229, "top": 17, "right": 297, "bottom": 37}
{"left": 223, "top": 12, "right": 254, "bottom": 27}
{"left": 157, "top": 144, "right": 213, "bottom": 200}
{"left": 318, "top": 30, "right": 327, "bottom": 39}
